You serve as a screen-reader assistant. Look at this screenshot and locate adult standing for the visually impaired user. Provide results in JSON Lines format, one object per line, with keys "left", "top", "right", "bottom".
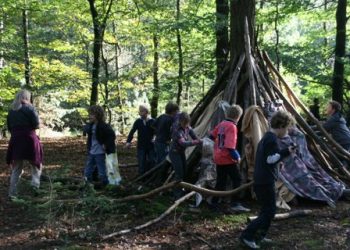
{"left": 6, "top": 89, "right": 43, "bottom": 199}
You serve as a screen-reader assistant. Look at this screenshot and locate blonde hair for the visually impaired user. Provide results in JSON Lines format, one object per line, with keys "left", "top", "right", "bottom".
{"left": 12, "top": 89, "right": 31, "bottom": 111}
{"left": 139, "top": 104, "right": 149, "bottom": 114}
{"left": 226, "top": 104, "right": 243, "bottom": 120}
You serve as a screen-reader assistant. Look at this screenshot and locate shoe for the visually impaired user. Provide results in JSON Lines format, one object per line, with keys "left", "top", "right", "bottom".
{"left": 260, "top": 237, "right": 273, "bottom": 244}
{"left": 231, "top": 203, "right": 251, "bottom": 212}
{"left": 240, "top": 237, "right": 260, "bottom": 249}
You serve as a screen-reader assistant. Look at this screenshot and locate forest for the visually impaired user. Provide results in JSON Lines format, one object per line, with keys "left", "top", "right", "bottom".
{"left": 0, "top": 0, "right": 350, "bottom": 249}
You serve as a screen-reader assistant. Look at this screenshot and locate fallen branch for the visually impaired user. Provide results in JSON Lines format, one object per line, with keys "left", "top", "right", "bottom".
{"left": 247, "top": 209, "right": 313, "bottom": 222}
{"left": 114, "top": 181, "right": 177, "bottom": 202}
{"left": 102, "top": 191, "right": 196, "bottom": 240}
{"left": 34, "top": 181, "right": 253, "bottom": 204}
{"left": 130, "top": 160, "right": 170, "bottom": 184}
{"left": 179, "top": 181, "right": 253, "bottom": 197}
{"left": 119, "top": 163, "right": 138, "bottom": 168}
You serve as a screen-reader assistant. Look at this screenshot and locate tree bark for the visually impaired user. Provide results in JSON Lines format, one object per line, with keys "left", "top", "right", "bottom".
{"left": 230, "top": 0, "right": 256, "bottom": 58}
{"left": 22, "top": 6, "right": 31, "bottom": 87}
{"left": 176, "top": 0, "right": 183, "bottom": 105}
{"left": 151, "top": 34, "right": 159, "bottom": 118}
{"left": 332, "top": 0, "right": 347, "bottom": 106}
{"left": 88, "top": 0, "right": 113, "bottom": 106}
{"left": 112, "top": 22, "right": 125, "bottom": 134}
{"left": 274, "top": 0, "right": 280, "bottom": 70}
{"left": 0, "top": 11, "right": 4, "bottom": 69}
{"left": 215, "top": 0, "right": 229, "bottom": 77}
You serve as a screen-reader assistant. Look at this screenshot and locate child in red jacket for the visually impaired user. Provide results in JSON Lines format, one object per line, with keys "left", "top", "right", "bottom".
{"left": 210, "top": 104, "right": 250, "bottom": 212}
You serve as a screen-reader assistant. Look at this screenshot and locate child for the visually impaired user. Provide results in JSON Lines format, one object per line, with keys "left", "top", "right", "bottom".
{"left": 84, "top": 105, "right": 116, "bottom": 186}
{"left": 240, "top": 110, "right": 296, "bottom": 249}
{"left": 169, "top": 112, "right": 202, "bottom": 198}
{"left": 154, "top": 102, "right": 179, "bottom": 163}
{"left": 210, "top": 104, "right": 250, "bottom": 212}
{"left": 126, "top": 105, "right": 156, "bottom": 174}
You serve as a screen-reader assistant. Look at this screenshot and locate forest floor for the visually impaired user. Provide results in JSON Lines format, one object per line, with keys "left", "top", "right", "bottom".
{"left": 1, "top": 137, "right": 350, "bottom": 250}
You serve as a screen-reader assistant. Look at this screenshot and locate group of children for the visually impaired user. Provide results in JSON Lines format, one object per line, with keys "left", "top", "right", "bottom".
{"left": 7, "top": 89, "right": 298, "bottom": 250}
{"left": 83, "top": 102, "right": 297, "bottom": 249}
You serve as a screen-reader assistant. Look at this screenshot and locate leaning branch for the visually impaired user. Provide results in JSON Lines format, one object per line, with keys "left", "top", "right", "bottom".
{"left": 102, "top": 191, "right": 196, "bottom": 240}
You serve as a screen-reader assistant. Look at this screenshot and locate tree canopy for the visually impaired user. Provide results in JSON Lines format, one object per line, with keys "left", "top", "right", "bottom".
{"left": 0, "top": 0, "right": 348, "bottom": 133}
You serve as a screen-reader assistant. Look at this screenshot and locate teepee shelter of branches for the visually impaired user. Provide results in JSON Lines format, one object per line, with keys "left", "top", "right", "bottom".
{"left": 189, "top": 20, "right": 350, "bottom": 186}
{"left": 103, "top": 1, "right": 350, "bottom": 239}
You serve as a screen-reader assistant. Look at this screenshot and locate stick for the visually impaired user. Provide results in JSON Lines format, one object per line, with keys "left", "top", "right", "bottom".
{"left": 179, "top": 181, "right": 253, "bottom": 197}
{"left": 244, "top": 17, "right": 257, "bottom": 106}
{"left": 113, "top": 181, "right": 178, "bottom": 202}
{"left": 102, "top": 191, "right": 196, "bottom": 239}
{"left": 247, "top": 209, "right": 313, "bottom": 222}
{"left": 119, "top": 163, "right": 138, "bottom": 168}
{"left": 163, "top": 171, "right": 175, "bottom": 186}
{"left": 130, "top": 160, "right": 169, "bottom": 183}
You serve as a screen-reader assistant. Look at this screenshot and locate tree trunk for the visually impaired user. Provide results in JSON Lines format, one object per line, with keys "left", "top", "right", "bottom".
{"left": 87, "top": 0, "right": 113, "bottom": 106}
{"left": 113, "top": 22, "right": 125, "bottom": 134}
{"left": 332, "top": 0, "right": 347, "bottom": 106}
{"left": 215, "top": 0, "right": 229, "bottom": 77}
{"left": 22, "top": 7, "right": 31, "bottom": 87}
{"left": 230, "top": 0, "right": 255, "bottom": 58}
{"left": 0, "top": 11, "right": 4, "bottom": 69}
{"left": 176, "top": 0, "right": 183, "bottom": 105}
{"left": 151, "top": 34, "right": 159, "bottom": 118}
{"left": 274, "top": 0, "right": 280, "bottom": 70}
{"left": 101, "top": 48, "right": 112, "bottom": 124}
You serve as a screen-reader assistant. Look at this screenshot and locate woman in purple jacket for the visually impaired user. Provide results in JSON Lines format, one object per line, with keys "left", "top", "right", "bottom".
{"left": 6, "top": 89, "right": 43, "bottom": 199}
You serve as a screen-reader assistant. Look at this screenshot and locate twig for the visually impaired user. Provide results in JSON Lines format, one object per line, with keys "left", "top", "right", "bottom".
{"left": 163, "top": 171, "right": 175, "bottom": 186}
{"left": 102, "top": 191, "right": 196, "bottom": 239}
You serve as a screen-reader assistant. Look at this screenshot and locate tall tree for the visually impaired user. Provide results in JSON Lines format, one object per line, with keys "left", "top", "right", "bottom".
{"left": 22, "top": 0, "right": 31, "bottom": 87}
{"left": 230, "top": 0, "right": 255, "bottom": 58}
{"left": 0, "top": 9, "right": 4, "bottom": 70}
{"left": 332, "top": 0, "right": 347, "bottom": 105}
{"left": 215, "top": 0, "right": 229, "bottom": 77}
{"left": 87, "top": 0, "right": 113, "bottom": 106}
{"left": 176, "top": 0, "right": 183, "bottom": 105}
{"left": 150, "top": 34, "right": 159, "bottom": 118}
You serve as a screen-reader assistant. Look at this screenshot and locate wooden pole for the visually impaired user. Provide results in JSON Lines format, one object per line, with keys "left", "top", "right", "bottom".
{"left": 244, "top": 17, "right": 257, "bottom": 106}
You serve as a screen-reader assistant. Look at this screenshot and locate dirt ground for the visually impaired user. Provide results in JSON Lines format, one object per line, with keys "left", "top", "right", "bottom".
{"left": 1, "top": 137, "right": 350, "bottom": 250}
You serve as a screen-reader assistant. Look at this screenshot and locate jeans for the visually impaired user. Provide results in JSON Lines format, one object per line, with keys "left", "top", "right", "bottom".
{"left": 241, "top": 184, "right": 276, "bottom": 241}
{"left": 9, "top": 160, "right": 42, "bottom": 197}
{"left": 212, "top": 164, "right": 241, "bottom": 204}
{"left": 84, "top": 153, "right": 108, "bottom": 185}
{"left": 169, "top": 150, "right": 187, "bottom": 199}
{"left": 155, "top": 141, "right": 169, "bottom": 164}
{"left": 137, "top": 147, "right": 156, "bottom": 175}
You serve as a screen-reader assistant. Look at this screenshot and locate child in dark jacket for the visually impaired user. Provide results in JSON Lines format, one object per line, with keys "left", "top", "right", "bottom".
{"left": 154, "top": 102, "right": 179, "bottom": 163}
{"left": 84, "top": 105, "right": 116, "bottom": 186}
{"left": 240, "top": 110, "right": 296, "bottom": 249}
{"left": 210, "top": 104, "right": 250, "bottom": 212}
{"left": 169, "top": 112, "right": 202, "bottom": 198}
{"left": 126, "top": 105, "right": 156, "bottom": 174}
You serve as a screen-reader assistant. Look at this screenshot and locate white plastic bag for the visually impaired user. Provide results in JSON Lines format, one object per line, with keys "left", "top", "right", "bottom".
{"left": 105, "top": 153, "right": 122, "bottom": 185}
